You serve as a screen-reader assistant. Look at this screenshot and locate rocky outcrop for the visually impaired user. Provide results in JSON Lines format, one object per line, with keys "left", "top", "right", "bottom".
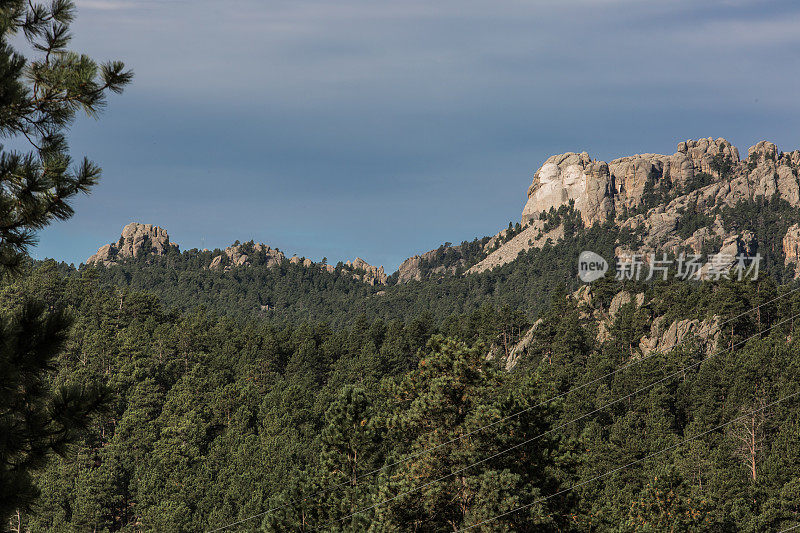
{"left": 511, "top": 137, "right": 800, "bottom": 277}
{"left": 289, "top": 255, "right": 314, "bottom": 268}
{"left": 522, "top": 151, "right": 615, "bottom": 226}
{"left": 783, "top": 224, "right": 800, "bottom": 278}
{"left": 87, "top": 223, "right": 386, "bottom": 286}
{"left": 209, "top": 247, "right": 387, "bottom": 284}
{"left": 595, "top": 290, "right": 644, "bottom": 343}
{"left": 503, "top": 320, "right": 542, "bottom": 371}
{"left": 402, "top": 137, "right": 798, "bottom": 280}
{"left": 502, "top": 285, "right": 721, "bottom": 369}
{"left": 485, "top": 317, "right": 543, "bottom": 371}
{"left": 86, "top": 223, "right": 178, "bottom": 265}
{"left": 397, "top": 244, "right": 472, "bottom": 282}
{"left": 207, "top": 245, "right": 386, "bottom": 285}
{"left": 466, "top": 220, "right": 564, "bottom": 274}
{"left": 568, "top": 287, "right": 721, "bottom": 359}
{"left": 681, "top": 215, "right": 727, "bottom": 255}
{"left": 608, "top": 291, "right": 645, "bottom": 318}
{"left": 593, "top": 288, "right": 720, "bottom": 357}
{"left": 210, "top": 242, "right": 285, "bottom": 271}
{"left": 345, "top": 258, "right": 387, "bottom": 286}
{"left": 639, "top": 315, "right": 721, "bottom": 356}
{"left": 397, "top": 250, "right": 435, "bottom": 283}
{"left": 520, "top": 137, "right": 799, "bottom": 229}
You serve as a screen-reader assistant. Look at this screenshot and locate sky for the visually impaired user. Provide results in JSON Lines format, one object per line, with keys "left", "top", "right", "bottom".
{"left": 26, "top": 0, "right": 800, "bottom": 272}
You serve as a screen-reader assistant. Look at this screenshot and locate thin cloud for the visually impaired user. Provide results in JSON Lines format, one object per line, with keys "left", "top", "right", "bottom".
{"left": 681, "top": 14, "right": 800, "bottom": 46}
{"left": 76, "top": 0, "right": 136, "bottom": 10}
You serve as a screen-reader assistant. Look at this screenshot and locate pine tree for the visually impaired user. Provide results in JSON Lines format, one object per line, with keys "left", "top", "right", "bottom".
{"left": 0, "top": 0, "right": 130, "bottom": 522}
{"left": 373, "top": 336, "right": 560, "bottom": 531}
{"left": 0, "top": 0, "right": 131, "bottom": 271}
{"left": 264, "top": 386, "right": 381, "bottom": 531}
{"left": 624, "top": 466, "right": 714, "bottom": 532}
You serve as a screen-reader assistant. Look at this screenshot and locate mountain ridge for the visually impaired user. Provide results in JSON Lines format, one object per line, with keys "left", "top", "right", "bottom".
{"left": 407, "top": 137, "right": 800, "bottom": 279}
{"left": 84, "top": 137, "right": 800, "bottom": 283}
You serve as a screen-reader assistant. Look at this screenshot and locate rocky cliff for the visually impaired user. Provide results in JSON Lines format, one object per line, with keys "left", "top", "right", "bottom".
{"left": 209, "top": 246, "right": 388, "bottom": 284}
{"left": 522, "top": 138, "right": 800, "bottom": 229}
{"left": 521, "top": 138, "right": 745, "bottom": 225}
{"left": 91, "top": 138, "right": 800, "bottom": 284}
{"left": 86, "top": 223, "right": 179, "bottom": 266}
{"left": 473, "top": 137, "right": 800, "bottom": 275}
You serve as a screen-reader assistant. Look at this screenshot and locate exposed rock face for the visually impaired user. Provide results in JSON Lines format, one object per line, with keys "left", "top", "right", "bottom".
{"left": 783, "top": 224, "right": 800, "bottom": 278}
{"left": 608, "top": 291, "right": 632, "bottom": 318}
{"left": 397, "top": 254, "right": 426, "bottom": 282}
{"left": 449, "top": 135, "right": 798, "bottom": 278}
{"left": 522, "top": 152, "right": 614, "bottom": 226}
{"left": 521, "top": 137, "right": 745, "bottom": 227}
{"left": 591, "top": 288, "right": 720, "bottom": 359}
{"left": 639, "top": 316, "right": 720, "bottom": 357}
{"left": 210, "top": 242, "right": 285, "bottom": 271}
{"left": 208, "top": 245, "right": 387, "bottom": 285}
{"left": 595, "top": 289, "right": 644, "bottom": 343}
{"left": 467, "top": 137, "right": 799, "bottom": 278}
{"left": 405, "top": 136, "right": 769, "bottom": 280}
{"left": 574, "top": 285, "right": 592, "bottom": 308}
{"left": 503, "top": 286, "right": 721, "bottom": 369}
{"left": 397, "top": 244, "right": 472, "bottom": 283}
{"left": 345, "top": 257, "right": 387, "bottom": 286}
{"left": 87, "top": 223, "right": 178, "bottom": 265}
{"left": 397, "top": 250, "right": 444, "bottom": 283}
{"left": 485, "top": 138, "right": 752, "bottom": 276}
{"left": 503, "top": 319, "right": 541, "bottom": 371}
{"left": 289, "top": 256, "right": 313, "bottom": 268}
{"left": 466, "top": 220, "right": 564, "bottom": 274}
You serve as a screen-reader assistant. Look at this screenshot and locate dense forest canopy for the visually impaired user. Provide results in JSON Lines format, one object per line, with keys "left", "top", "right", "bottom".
{"left": 4, "top": 217, "right": 799, "bottom": 531}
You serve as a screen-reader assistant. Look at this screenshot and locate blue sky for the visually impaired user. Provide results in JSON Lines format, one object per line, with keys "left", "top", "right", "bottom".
{"left": 28, "top": 0, "right": 800, "bottom": 271}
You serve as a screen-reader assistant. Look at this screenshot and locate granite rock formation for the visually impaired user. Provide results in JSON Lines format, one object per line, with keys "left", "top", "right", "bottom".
{"left": 783, "top": 223, "right": 800, "bottom": 278}
{"left": 345, "top": 257, "right": 387, "bottom": 286}
{"left": 521, "top": 138, "right": 744, "bottom": 226}
{"left": 397, "top": 247, "right": 466, "bottom": 282}
{"left": 86, "top": 223, "right": 178, "bottom": 266}
{"left": 209, "top": 242, "right": 285, "bottom": 271}
{"left": 471, "top": 137, "right": 800, "bottom": 275}
{"left": 466, "top": 220, "right": 564, "bottom": 274}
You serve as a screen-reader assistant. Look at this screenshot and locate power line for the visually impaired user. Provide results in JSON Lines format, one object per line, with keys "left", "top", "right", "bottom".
{"left": 319, "top": 310, "right": 800, "bottom": 529}
{"left": 206, "top": 284, "right": 800, "bottom": 532}
{"left": 457, "top": 391, "right": 800, "bottom": 532}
